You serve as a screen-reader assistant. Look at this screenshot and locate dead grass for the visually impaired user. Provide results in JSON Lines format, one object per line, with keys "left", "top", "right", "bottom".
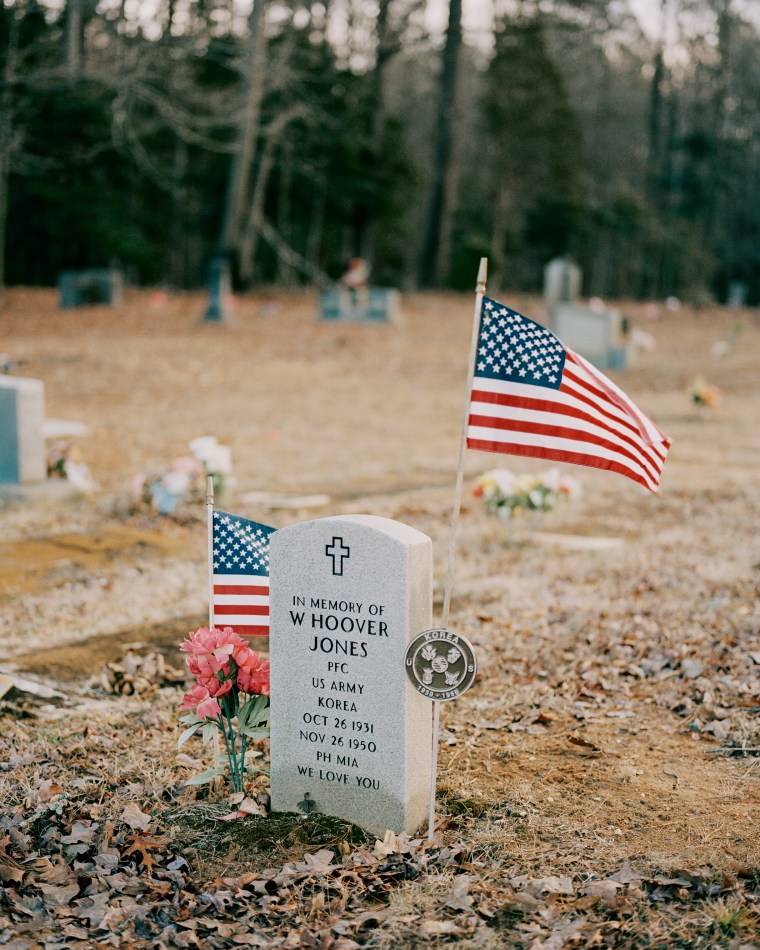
{"left": 1, "top": 288, "right": 760, "bottom": 946}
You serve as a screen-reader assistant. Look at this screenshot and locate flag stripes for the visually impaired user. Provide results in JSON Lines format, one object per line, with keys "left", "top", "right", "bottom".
{"left": 465, "top": 296, "right": 671, "bottom": 492}
{"left": 212, "top": 573, "right": 269, "bottom": 635}
{"left": 211, "top": 511, "right": 274, "bottom": 638}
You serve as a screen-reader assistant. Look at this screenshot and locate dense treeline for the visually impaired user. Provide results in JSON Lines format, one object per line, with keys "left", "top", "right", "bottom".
{"left": 2, "top": 0, "right": 759, "bottom": 302}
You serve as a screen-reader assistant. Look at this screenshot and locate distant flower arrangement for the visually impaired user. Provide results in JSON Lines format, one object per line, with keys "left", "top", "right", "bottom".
{"left": 46, "top": 440, "right": 97, "bottom": 493}
{"left": 132, "top": 436, "right": 233, "bottom": 515}
{"left": 687, "top": 376, "right": 720, "bottom": 409}
{"left": 473, "top": 467, "right": 581, "bottom": 521}
{"left": 0, "top": 352, "right": 19, "bottom": 375}
{"left": 188, "top": 436, "right": 233, "bottom": 493}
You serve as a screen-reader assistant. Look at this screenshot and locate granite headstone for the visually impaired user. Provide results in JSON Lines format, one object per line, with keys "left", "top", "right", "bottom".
{"left": 544, "top": 256, "right": 581, "bottom": 317}
{"left": 319, "top": 288, "right": 401, "bottom": 324}
{"left": 202, "top": 257, "right": 232, "bottom": 323}
{"left": 0, "top": 376, "right": 46, "bottom": 484}
{"left": 59, "top": 269, "right": 123, "bottom": 308}
{"left": 553, "top": 303, "right": 629, "bottom": 370}
{"left": 269, "top": 515, "right": 433, "bottom": 835}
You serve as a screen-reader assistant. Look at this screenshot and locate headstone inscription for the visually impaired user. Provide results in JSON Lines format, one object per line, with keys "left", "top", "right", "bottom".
{"left": 269, "top": 515, "right": 433, "bottom": 835}
{"left": 0, "top": 376, "right": 46, "bottom": 484}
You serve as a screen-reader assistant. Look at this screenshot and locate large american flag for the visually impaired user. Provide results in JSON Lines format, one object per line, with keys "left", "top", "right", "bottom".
{"left": 212, "top": 510, "right": 275, "bottom": 637}
{"left": 466, "top": 296, "right": 671, "bottom": 492}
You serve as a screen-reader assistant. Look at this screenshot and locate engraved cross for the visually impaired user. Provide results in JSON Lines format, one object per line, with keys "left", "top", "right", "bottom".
{"left": 325, "top": 536, "right": 350, "bottom": 576}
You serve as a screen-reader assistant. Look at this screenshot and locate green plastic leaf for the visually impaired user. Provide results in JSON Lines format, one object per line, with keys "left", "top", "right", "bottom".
{"left": 202, "top": 722, "right": 218, "bottom": 745}
{"left": 239, "top": 695, "right": 270, "bottom": 730}
{"left": 240, "top": 726, "right": 269, "bottom": 739}
{"left": 179, "top": 713, "right": 203, "bottom": 726}
{"left": 177, "top": 724, "right": 200, "bottom": 749}
{"left": 185, "top": 766, "right": 226, "bottom": 786}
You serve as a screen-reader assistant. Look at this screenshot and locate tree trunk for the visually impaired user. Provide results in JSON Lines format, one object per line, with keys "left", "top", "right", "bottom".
{"left": 359, "top": 0, "right": 392, "bottom": 263}
{"left": 66, "top": 0, "right": 83, "bottom": 80}
{"left": 238, "top": 104, "right": 306, "bottom": 284}
{"left": 305, "top": 175, "right": 326, "bottom": 270}
{"left": 647, "top": 45, "right": 665, "bottom": 200}
{"left": 488, "top": 181, "right": 512, "bottom": 294}
{"left": 169, "top": 136, "right": 188, "bottom": 287}
{"left": 0, "top": 11, "right": 20, "bottom": 293}
{"left": 275, "top": 139, "right": 296, "bottom": 285}
{"left": 218, "top": 0, "right": 267, "bottom": 269}
{"left": 417, "top": 0, "right": 463, "bottom": 287}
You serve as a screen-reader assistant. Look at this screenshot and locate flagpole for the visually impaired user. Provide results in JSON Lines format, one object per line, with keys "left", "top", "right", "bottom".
{"left": 206, "top": 475, "right": 215, "bottom": 628}
{"left": 427, "top": 257, "right": 487, "bottom": 843}
{"left": 441, "top": 256, "right": 487, "bottom": 629}
{"left": 206, "top": 475, "right": 223, "bottom": 792}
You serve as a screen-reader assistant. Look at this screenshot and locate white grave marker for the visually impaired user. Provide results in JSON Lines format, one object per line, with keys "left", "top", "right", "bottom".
{"left": 269, "top": 515, "right": 433, "bottom": 835}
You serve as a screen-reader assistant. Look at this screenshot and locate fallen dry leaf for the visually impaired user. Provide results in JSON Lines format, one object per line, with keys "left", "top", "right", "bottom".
{"left": 567, "top": 734, "right": 601, "bottom": 752}
{"left": 444, "top": 875, "right": 474, "bottom": 911}
{"left": 121, "top": 802, "right": 152, "bottom": 831}
{"left": 419, "top": 919, "right": 462, "bottom": 935}
{"left": 122, "top": 834, "right": 168, "bottom": 873}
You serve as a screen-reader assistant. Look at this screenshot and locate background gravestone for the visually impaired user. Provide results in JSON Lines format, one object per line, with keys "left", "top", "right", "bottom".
{"left": 0, "top": 376, "right": 46, "bottom": 484}
{"left": 543, "top": 256, "right": 582, "bottom": 319}
{"left": 58, "top": 269, "right": 123, "bottom": 308}
{"left": 319, "top": 288, "right": 401, "bottom": 324}
{"left": 543, "top": 256, "right": 630, "bottom": 369}
{"left": 202, "top": 256, "right": 232, "bottom": 323}
{"left": 553, "top": 303, "right": 629, "bottom": 370}
{"left": 269, "top": 515, "right": 432, "bottom": 835}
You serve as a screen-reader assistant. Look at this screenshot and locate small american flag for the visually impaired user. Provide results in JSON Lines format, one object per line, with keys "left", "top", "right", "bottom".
{"left": 466, "top": 296, "right": 671, "bottom": 492}
{"left": 212, "top": 510, "right": 275, "bottom": 637}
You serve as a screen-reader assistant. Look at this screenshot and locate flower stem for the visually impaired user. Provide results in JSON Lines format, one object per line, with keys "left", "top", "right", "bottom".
{"left": 217, "top": 714, "right": 236, "bottom": 788}
{"left": 240, "top": 733, "right": 248, "bottom": 783}
{"left": 222, "top": 695, "right": 242, "bottom": 793}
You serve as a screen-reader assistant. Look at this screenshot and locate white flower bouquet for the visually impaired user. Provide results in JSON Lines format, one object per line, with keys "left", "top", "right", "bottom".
{"left": 472, "top": 466, "right": 581, "bottom": 541}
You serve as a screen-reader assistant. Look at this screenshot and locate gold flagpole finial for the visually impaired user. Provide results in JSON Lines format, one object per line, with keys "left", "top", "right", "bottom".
{"left": 476, "top": 257, "right": 488, "bottom": 294}
{"left": 206, "top": 474, "right": 215, "bottom": 507}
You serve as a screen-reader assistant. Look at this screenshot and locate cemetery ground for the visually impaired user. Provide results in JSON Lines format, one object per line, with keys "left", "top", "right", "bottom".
{"left": 1, "top": 287, "right": 759, "bottom": 949}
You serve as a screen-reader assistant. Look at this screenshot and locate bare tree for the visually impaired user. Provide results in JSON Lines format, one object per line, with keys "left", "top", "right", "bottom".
{"left": 218, "top": 0, "right": 268, "bottom": 272}
{"left": 417, "top": 0, "right": 463, "bottom": 286}
{"left": 0, "top": 12, "right": 18, "bottom": 293}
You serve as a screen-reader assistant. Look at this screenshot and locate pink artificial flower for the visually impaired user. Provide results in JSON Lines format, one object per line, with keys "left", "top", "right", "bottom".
{"left": 237, "top": 653, "right": 271, "bottom": 696}
{"left": 232, "top": 641, "right": 255, "bottom": 667}
{"left": 197, "top": 694, "right": 222, "bottom": 719}
{"left": 187, "top": 653, "right": 226, "bottom": 683}
{"left": 206, "top": 678, "right": 233, "bottom": 699}
{"left": 211, "top": 627, "right": 246, "bottom": 663}
{"left": 180, "top": 683, "right": 222, "bottom": 720}
{"left": 182, "top": 625, "right": 246, "bottom": 659}
{"left": 181, "top": 683, "right": 209, "bottom": 711}
{"left": 182, "top": 627, "right": 252, "bottom": 691}
{"left": 180, "top": 627, "right": 218, "bottom": 655}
